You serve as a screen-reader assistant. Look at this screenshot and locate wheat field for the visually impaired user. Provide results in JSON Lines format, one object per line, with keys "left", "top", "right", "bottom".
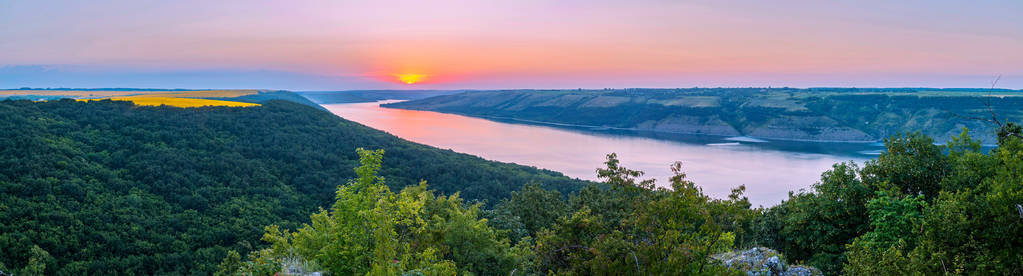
{"left": 77, "top": 96, "right": 260, "bottom": 108}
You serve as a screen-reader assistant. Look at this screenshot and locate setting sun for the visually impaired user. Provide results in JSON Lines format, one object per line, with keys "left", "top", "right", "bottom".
{"left": 396, "top": 74, "right": 426, "bottom": 84}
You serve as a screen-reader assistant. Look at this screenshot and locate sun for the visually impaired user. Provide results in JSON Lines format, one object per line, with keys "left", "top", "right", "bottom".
{"left": 395, "top": 74, "right": 426, "bottom": 84}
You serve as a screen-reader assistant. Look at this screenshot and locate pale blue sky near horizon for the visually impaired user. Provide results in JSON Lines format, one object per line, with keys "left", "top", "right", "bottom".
{"left": 2, "top": 0, "right": 1022, "bottom": 90}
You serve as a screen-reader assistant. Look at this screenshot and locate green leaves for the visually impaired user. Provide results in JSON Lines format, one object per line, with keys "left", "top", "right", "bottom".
{"left": 249, "top": 151, "right": 749, "bottom": 275}
{"left": 861, "top": 191, "right": 927, "bottom": 249}
{"left": 245, "top": 149, "right": 512, "bottom": 276}
{"left": 762, "top": 128, "right": 1023, "bottom": 275}
{"left": 526, "top": 153, "right": 744, "bottom": 275}
{"left": 756, "top": 162, "right": 872, "bottom": 274}
{"left": 0, "top": 99, "right": 585, "bottom": 274}
{"left": 863, "top": 132, "right": 950, "bottom": 199}
{"left": 496, "top": 183, "right": 569, "bottom": 236}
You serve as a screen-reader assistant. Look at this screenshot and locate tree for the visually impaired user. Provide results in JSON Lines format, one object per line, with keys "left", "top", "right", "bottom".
{"left": 755, "top": 162, "right": 872, "bottom": 274}
{"left": 247, "top": 148, "right": 517, "bottom": 275}
{"left": 530, "top": 155, "right": 739, "bottom": 275}
{"left": 215, "top": 250, "right": 242, "bottom": 276}
{"left": 862, "top": 132, "right": 950, "bottom": 199}
{"left": 495, "top": 183, "right": 569, "bottom": 237}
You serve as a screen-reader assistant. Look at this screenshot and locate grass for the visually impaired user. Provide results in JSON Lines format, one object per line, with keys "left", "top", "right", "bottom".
{"left": 78, "top": 96, "right": 260, "bottom": 108}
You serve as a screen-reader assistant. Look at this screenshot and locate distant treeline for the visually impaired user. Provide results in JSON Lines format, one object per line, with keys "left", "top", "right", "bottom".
{"left": 298, "top": 90, "right": 464, "bottom": 104}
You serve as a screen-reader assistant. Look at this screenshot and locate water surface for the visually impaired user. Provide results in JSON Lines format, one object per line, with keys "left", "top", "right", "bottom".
{"left": 324, "top": 101, "right": 877, "bottom": 206}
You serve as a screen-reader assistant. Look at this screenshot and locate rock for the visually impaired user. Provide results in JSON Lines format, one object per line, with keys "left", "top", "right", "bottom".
{"left": 712, "top": 247, "right": 822, "bottom": 276}
{"left": 279, "top": 257, "right": 324, "bottom": 276}
{"left": 785, "top": 265, "right": 821, "bottom": 276}
{"left": 765, "top": 256, "right": 783, "bottom": 273}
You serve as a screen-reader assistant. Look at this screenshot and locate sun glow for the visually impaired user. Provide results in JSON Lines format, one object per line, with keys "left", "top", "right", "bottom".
{"left": 396, "top": 74, "right": 426, "bottom": 84}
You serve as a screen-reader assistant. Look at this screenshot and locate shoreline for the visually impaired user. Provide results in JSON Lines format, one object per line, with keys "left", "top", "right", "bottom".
{"left": 380, "top": 104, "right": 886, "bottom": 144}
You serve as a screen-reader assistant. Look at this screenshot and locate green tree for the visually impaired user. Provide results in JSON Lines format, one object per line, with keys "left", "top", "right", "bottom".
{"left": 906, "top": 124, "right": 1023, "bottom": 274}
{"left": 531, "top": 155, "right": 739, "bottom": 275}
{"left": 250, "top": 148, "right": 519, "bottom": 275}
{"left": 0, "top": 99, "right": 586, "bottom": 274}
{"left": 862, "top": 132, "right": 950, "bottom": 199}
{"left": 258, "top": 148, "right": 455, "bottom": 275}
{"left": 215, "top": 250, "right": 242, "bottom": 276}
{"left": 860, "top": 191, "right": 927, "bottom": 249}
{"left": 755, "top": 162, "right": 872, "bottom": 275}
{"left": 495, "top": 183, "right": 569, "bottom": 237}
{"left": 0, "top": 245, "right": 54, "bottom": 276}
{"left": 842, "top": 190, "right": 927, "bottom": 275}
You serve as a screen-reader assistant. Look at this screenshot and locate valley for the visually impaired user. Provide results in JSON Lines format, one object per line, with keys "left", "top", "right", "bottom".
{"left": 384, "top": 88, "right": 1023, "bottom": 144}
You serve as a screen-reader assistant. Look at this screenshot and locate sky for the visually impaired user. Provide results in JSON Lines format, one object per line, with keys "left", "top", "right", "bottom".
{"left": 2, "top": 0, "right": 1022, "bottom": 90}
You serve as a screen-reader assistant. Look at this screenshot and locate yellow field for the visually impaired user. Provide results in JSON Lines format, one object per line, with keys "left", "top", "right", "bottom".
{"left": 0, "top": 89, "right": 259, "bottom": 98}
{"left": 129, "top": 90, "right": 259, "bottom": 98}
{"left": 1, "top": 89, "right": 264, "bottom": 108}
{"left": 77, "top": 97, "right": 260, "bottom": 108}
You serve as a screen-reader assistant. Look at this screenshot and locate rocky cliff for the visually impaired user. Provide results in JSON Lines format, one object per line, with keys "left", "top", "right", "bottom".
{"left": 713, "top": 247, "right": 821, "bottom": 276}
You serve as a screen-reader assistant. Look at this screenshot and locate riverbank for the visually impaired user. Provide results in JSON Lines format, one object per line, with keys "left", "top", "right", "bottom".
{"left": 381, "top": 88, "right": 1022, "bottom": 144}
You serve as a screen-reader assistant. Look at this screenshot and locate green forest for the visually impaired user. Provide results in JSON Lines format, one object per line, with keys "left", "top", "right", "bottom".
{"left": 224, "top": 126, "right": 1023, "bottom": 275}
{"left": 0, "top": 99, "right": 585, "bottom": 275}
{"left": 1, "top": 98, "right": 1021, "bottom": 275}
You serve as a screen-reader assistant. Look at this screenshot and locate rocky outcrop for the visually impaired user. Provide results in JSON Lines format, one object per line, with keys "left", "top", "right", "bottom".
{"left": 744, "top": 116, "right": 875, "bottom": 142}
{"left": 635, "top": 115, "right": 741, "bottom": 136}
{"left": 713, "top": 247, "right": 821, "bottom": 276}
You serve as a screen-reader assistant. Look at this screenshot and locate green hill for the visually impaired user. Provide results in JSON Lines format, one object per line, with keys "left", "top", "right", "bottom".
{"left": 298, "top": 90, "right": 464, "bottom": 104}
{"left": 0, "top": 99, "right": 585, "bottom": 274}
{"left": 384, "top": 88, "right": 1023, "bottom": 143}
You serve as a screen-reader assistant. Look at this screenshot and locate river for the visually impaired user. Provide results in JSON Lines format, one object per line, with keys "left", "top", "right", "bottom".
{"left": 323, "top": 100, "right": 879, "bottom": 206}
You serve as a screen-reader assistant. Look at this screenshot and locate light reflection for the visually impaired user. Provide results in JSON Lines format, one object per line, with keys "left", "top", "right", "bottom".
{"left": 324, "top": 101, "right": 871, "bottom": 206}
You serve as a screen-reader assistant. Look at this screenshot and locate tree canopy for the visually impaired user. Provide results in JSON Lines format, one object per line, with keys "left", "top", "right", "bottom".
{"left": 3, "top": 98, "right": 1020, "bottom": 275}
{"left": 0, "top": 99, "right": 584, "bottom": 275}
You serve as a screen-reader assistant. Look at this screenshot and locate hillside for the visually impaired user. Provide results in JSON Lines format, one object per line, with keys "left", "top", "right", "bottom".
{"left": 227, "top": 126, "right": 1023, "bottom": 275}
{"left": 2, "top": 95, "right": 1020, "bottom": 275}
{"left": 384, "top": 88, "right": 1023, "bottom": 143}
{"left": 0, "top": 89, "right": 324, "bottom": 110}
{"left": 299, "top": 90, "right": 464, "bottom": 104}
{"left": 0, "top": 99, "right": 585, "bottom": 274}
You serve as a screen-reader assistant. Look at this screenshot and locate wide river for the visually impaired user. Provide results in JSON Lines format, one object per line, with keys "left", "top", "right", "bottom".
{"left": 324, "top": 101, "right": 879, "bottom": 206}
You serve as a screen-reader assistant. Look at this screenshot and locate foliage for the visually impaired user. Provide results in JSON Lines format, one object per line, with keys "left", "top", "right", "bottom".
{"left": 521, "top": 155, "right": 746, "bottom": 275}
{"left": 0, "top": 99, "right": 584, "bottom": 274}
{"left": 490, "top": 183, "right": 569, "bottom": 242}
{"left": 842, "top": 191, "right": 927, "bottom": 275}
{"left": 860, "top": 191, "right": 927, "bottom": 249}
{"left": 861, "top": 132, "right": 950, "bottom": 199}
{"left": 238, "top": 148, "right": 513, "bottom": 275}
{"left": 754, "top": 162, "right": 872, "bottom": 274}
{"left": 843, "top": 239, "right": 917, "bottom": 276}
{"left": 214, "top": 251, "right": 242, "bottom": 276}
{"left": 0, "top": 245, "right": 54, "bottom": 276}
{"left": 4, "top": 95, "right": 1021, "bottom": 275}
{"left": 234, "top": 152, "right": 749, "bottom": 275}
{"left": 759, "top": 126, "right": 1023, "bottom": 275}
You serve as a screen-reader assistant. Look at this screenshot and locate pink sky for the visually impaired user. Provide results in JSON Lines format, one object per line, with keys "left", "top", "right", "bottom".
{"left": 2, "top": 0, "right": 1022, "bottom": 89}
